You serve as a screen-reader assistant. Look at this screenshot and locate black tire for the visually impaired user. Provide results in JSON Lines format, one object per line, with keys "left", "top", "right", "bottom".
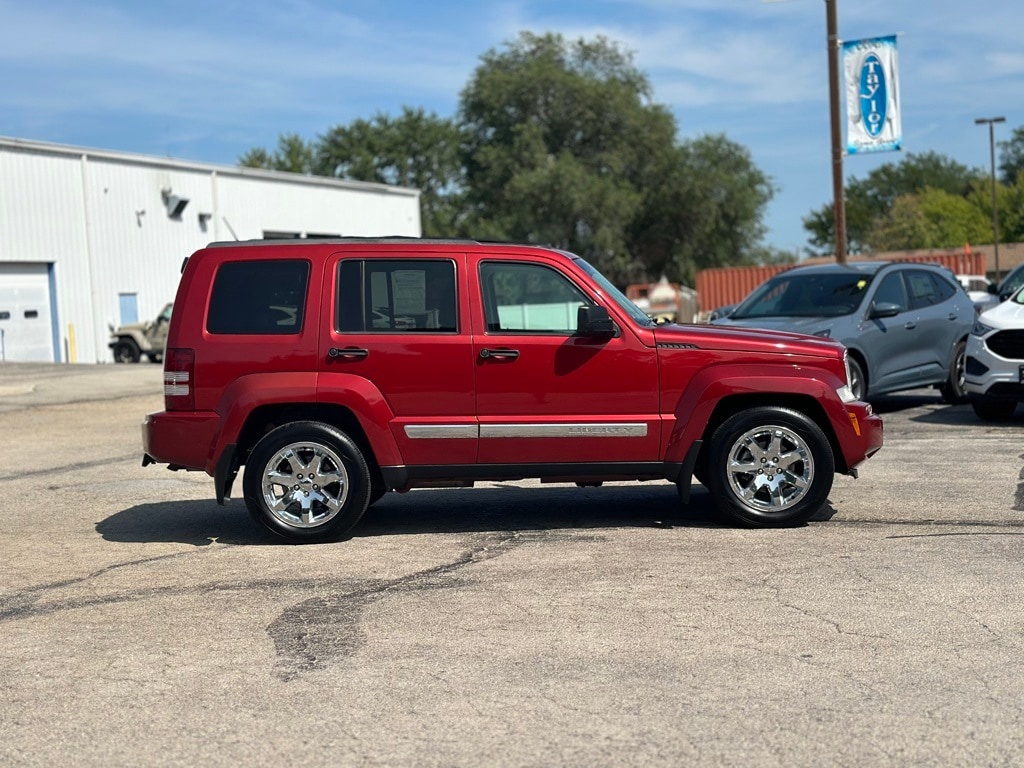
{"left": 939, "top": 340, "right": 968, "bottom": 404}
{"left": 705, "top": 407, "right": 835, "bottom": 528}
{"left": 112, "top": 339, "right": 141, "bottom": 363}
{"left": 970, "top": 396, "right": 1017, "bottom": 421}
{"left": 848, "top": 357, "right": 867, "bottom": 401}
{"left": 243, "top": 421, "right": 371, "bottom": 543}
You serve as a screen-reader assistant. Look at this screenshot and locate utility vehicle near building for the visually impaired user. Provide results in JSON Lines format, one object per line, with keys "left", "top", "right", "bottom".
{"left": 109, "top": 303, "right": 172, "bottom": 363}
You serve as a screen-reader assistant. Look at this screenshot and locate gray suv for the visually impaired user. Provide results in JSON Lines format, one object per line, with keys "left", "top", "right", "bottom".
{"left": 710, "top": 262, "right": 975, "bottom": 402}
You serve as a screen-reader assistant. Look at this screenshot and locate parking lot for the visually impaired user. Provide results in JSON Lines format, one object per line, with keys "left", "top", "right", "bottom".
{"left": 1, "top": 362, "right": 1023, "bottom": 766}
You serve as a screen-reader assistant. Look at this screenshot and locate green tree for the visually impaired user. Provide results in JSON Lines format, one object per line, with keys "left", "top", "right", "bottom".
{"left": 998, "top": 125, "right": 1024, "bottom": 185}
{"left": 867, "top": 187, "right": 991, "bottom": 251}
{"left": 459, "top": 32, "right": 774, "bottom": 285}
{"left": 966, "top": 173, "right": 1024, "bottom": 244}
{"left": 803, "top": 152, "right": 984, "bottom": 254}
{"left": 628, "top": 134, "right": 776, "bottom": 283}
{"left": 315, "top": 108, "right": 466, "bottom": 237}
{"left": 458, "top": 32, "right": 671, "bottom": 282}
{"left": 238, "top": 133, "right": 316, "bottom": 174}
{"left": 239, "top": 31, "right": 777, "bottom": 284}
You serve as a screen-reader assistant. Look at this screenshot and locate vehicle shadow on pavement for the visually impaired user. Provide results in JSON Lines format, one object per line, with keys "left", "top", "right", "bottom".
{"left": 98, "top": 484, "right": 805, "bottom": 546}
{"left": 911, "top": 405, "right": 1022, "bottom": 427}
{"left": 97, "top": 500, "right": 280, "bottom": 546}
{"left": 869, "top": 393, "right": 1023, "bottom": 427}
{"left": 355, "top": 484, "right": 729, "bottom": 539}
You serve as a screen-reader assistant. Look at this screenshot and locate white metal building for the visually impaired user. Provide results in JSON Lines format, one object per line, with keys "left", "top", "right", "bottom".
{"left": 0, "top": 137, "right": 422, "bottom": 363}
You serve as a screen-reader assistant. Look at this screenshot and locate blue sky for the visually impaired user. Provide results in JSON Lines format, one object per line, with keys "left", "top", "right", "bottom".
{"left": 2, "top": 0, "right": 1021, "bottom": 254}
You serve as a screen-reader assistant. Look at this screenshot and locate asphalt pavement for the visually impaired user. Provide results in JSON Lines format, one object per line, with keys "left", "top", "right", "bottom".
{"left": 1, "top": 362, "right": 1022, "bottom": 767}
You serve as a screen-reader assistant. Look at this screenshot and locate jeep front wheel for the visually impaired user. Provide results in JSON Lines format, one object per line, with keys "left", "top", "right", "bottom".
{"left": 112, "top": 339, "right": 141, "bottom": 363}
{"left": 243, "top": 421, "right": 371, "bottom": 543}
{"left": 705, "top": 407, "right": 834, "bottom": 528}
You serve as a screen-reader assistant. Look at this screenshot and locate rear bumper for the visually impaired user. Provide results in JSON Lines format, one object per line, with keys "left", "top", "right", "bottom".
{"left": 142, "top": 410, "right": 221, "bottom": 474}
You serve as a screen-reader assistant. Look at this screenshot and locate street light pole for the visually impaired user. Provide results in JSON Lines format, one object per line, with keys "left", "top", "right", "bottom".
{"left": 975, "top": 116, "right": 1006, "bottom": 283}
{"left": 825, "top": 0, "right": 847, "bottom": 263}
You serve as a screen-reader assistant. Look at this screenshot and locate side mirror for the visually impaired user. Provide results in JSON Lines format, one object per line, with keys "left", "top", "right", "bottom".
{"left": 577, "top": 305, "right": 615, "bottom": 337}
{"left": 869, "top": 301, "right": 901, "bottom": 319}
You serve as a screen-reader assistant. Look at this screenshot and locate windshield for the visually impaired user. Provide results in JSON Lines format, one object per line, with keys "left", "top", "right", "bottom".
{"left": 731, "top": 272, "right": 873, "bottom": 319}
{"left": 1001, "top": 264, "right": 1024, "bottom": 296}
{"left": 575, "top": 258, "right": 656, "bottom": 327}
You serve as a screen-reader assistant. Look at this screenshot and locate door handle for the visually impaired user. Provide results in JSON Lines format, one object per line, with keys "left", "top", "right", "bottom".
{"left": 328, "top": 347, "right": 369, "bottom": 359}
{"left": 903, "top": 322, "right": 917, "bottom": 330}
{"left": 479, "top": 348, "right": 520, "bottom": 360}
{"left": 947, "top": 313, "right": 958, "bottom": 321}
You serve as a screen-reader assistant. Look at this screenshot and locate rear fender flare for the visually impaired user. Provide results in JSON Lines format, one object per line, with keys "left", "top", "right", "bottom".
{"left": 209, "top": 372, "right": 401, "bottom": 473}
{"left": 316, "top": 372, "right": 402, "bottom": 466}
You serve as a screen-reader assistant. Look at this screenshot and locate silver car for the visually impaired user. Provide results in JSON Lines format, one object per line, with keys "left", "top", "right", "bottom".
{"left": 711, "top": 262, "right": 976, "bottom": 402}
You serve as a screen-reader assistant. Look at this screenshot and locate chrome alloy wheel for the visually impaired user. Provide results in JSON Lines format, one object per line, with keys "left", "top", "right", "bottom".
{"left": 261, "top": 441, "right": 350, "bottom": 528}
{"left": 725, "top": 424, "right": 814, "bottom": 512}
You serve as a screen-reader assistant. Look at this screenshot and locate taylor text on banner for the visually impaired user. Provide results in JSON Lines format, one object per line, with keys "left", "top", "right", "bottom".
{"left": 843, "top": 35, "right": 901, "bottom": 154}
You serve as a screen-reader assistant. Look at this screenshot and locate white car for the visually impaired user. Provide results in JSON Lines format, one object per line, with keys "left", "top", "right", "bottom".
{"left": 956, "top": 274, "right": 1000, "bottom": 314}
{"left": 964, "top": 286, "right": 1024, "bottom": 419}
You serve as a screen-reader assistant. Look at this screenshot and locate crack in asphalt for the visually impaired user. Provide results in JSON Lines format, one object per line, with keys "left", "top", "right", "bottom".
{"left": 0, "top": 552, "right": 193, "bottom": 621}
{"left": 0, "top": 530, "right": 534, "bottom": 682}
{"left": 3, "top": 508, "right": 1023, "bottom": 684}
{"left": 815, "top": 518, "right": 1024, "bottom": 534}
{"left": 1015, "top": 452, "right": 1024, "bottom": 512}
{"left": 0, "top": 453, "right": 141, "bottom": 482}
{"left": 266, "top": 531, "right": 523, "bottom": 681}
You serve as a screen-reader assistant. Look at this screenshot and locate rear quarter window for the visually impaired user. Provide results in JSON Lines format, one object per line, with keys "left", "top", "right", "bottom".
{"left": 207, "top": 260, "right": 310, "bottom": 334}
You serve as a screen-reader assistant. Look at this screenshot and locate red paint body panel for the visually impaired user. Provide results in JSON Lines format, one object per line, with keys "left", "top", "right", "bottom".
{"left": 468, "top": 250, "right": 661, "bottom": 464}
{"left": 317, "top": 250, "right": 477, "bottom": 465}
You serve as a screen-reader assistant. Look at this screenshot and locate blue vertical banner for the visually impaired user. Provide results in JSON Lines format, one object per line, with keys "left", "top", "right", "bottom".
{"left": 843, "top": 35, "right": 901, "bottom": 154}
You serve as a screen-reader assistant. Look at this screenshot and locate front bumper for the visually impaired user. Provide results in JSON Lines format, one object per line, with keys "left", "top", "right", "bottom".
{"left": 838, "top": 400, "right": 883, "bottom": 475}
{"left": 964, "top": 335, "right": 1024, "bottom": 401}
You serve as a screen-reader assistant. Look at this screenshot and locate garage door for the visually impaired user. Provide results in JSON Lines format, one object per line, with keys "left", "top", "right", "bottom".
{"left": 0, "top": 263, "right": 55, "bottom": 362}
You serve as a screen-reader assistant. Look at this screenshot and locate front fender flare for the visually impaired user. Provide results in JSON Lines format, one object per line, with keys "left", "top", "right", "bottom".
{"left": 665, "top": 364, "right": 846, "bottom": 465}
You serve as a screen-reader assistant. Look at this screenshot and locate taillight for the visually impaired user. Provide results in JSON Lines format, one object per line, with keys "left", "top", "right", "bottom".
{"left": 164, "top": 347, "right": 195, "bottom": 411}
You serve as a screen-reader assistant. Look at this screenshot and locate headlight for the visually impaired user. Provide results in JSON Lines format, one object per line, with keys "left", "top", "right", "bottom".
{"left": 812, "top": 329, "right": 832, "bottom": 338}
{"left": 836, "top": 351, "right": 857, "bottom": 403}
{"left": 971, "top": 320, "right": 995, "bottom": 337}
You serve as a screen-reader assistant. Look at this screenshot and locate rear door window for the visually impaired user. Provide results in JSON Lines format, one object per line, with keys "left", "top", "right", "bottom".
{"left": 336, "top": 259, "right": 457, "bottom": 333}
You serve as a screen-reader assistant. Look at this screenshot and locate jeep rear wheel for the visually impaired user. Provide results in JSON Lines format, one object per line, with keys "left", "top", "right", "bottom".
{"left": 112, "top": 339, "right": 141, "bottom": 363}
{"left": 706, "top": 407, "right": 834, "bottom": 528}
{"left": 243, "top": 421, "right": 371, "bottom": 543}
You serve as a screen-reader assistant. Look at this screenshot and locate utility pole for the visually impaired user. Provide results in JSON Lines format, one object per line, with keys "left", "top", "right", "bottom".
{"left": 975, "top": 116, "right": 1006, "bottom": 282}
{"left": 826, "top": 0, "right": 847, "bottom": 263}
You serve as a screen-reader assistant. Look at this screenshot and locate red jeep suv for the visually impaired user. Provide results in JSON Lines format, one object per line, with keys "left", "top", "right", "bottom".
{"left": 142, "top": 238, "right": 882, "bottom": 542}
